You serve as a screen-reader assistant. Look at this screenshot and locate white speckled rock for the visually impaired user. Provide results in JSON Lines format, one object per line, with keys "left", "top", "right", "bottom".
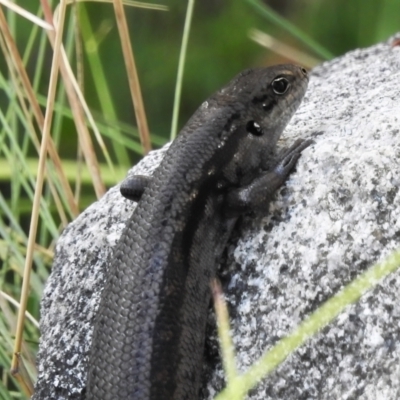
{"left": 33, "top": 34, "right": 400, "bottom": 400}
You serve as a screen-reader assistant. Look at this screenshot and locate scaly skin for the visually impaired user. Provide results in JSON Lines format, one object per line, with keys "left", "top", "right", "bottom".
{"left": 86, "top": 64, "right": 310, "bottom": 400}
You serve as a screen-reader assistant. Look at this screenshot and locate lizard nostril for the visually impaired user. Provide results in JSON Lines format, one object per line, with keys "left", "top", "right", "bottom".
{"left": 301, "top": 67, "right": 308, "bottom": 76}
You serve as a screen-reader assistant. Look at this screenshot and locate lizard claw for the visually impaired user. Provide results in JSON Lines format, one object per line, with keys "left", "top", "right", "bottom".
{"left": 274, "top": 138, "right": 313, "bottom": 176}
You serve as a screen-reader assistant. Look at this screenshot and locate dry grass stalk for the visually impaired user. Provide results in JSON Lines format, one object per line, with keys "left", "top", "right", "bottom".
{"left": 249, "top": 29, "right": 321, "bottom": 69}
{"left": 0, "top": 290, "right": 39, "bottom": 329}
{"left": 0, "top": 0, "right": 53, "bottom": 30}
{"left": 0, "top": 28, "right": 70, "bottom": 227}
{"left": 42, "top": 0, "right": 106, "bottom": 198}
{"left": 211, "top": 279, "right": 238, "bottom": 383}
{"left": 113, "top": 0, "right": 151, "bottom": 153}
{"left": 10, "top": 0, "right": 68, "bottom": 394}
{"left": 0, "top": 7, "right": 79, "bottom": 219}
{"left": 65, "top": 0, "right": 168, "bottom": 12}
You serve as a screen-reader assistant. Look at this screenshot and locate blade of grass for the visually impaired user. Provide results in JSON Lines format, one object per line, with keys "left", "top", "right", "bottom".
{"left": 249, "top": 29, "right": 321, "bottom": 68}
{"left": 215, "top": 249, "right": 400, "bottom": 400}
{"left": 12, "top": 353, "right": 34, "bottom": 396}
{"left": 20, "top": 4, "right": 51, "bottom": 246}
{"left": 41, "top": 0, "right": 106, "bottom": 199}
{"left": 10, "top": 1, "right": 67, "bottom": 392}
{"left": 0, "top": 32, "right": 69, "bottom": 229}
{"left": 1, "top": 286, "right": 38, "bottom": 378}
{"left": 53, "top": 1, "right": 123, "bottom": 190}
{"left": 0, "top": 7, "right": 80, "bottom": 217}
{"left": 246, "top": 0, "right": 334, "bottom": 60}
{"left": 0, "top": 108, "right": 59, "bottom": 239}
{"left": 34, "top": 92, "right": 166, "bottom": 151}
{"left": 0, "top": 291, "right": 39, "bottom": 329}
{"left": 0, "top": 158, "right": 126, "bottom": 184}
{"left": 0, "top": 0, "right": 53, "bottom": 30}
{"left": 43, "top": 10, "right": 77, "bottom": 238}
{"left": 0, "top": 221, "right": 46, "bottom": 301}
{"left": 79, "top": 5, "right": 131, "bottom": 166}
{"left": 0, "top": 330, "right": 19, "bottom": 400}
{"left": 56, "top": 38, "right": 119, "bottom": 191}
{"left": 170, "top": 0, "right": 195, "bottom": 140}
{"left": 113, "top": 0, "right": 151, "bottom": 153}
{"left": 67, "top": 0, "right": 169, "bottom": 11}
{"left": 72, "top": 19, "right": 86, "bottom": 215}
{"left": 212, "top": 279, "right": 238, "bottom": 383}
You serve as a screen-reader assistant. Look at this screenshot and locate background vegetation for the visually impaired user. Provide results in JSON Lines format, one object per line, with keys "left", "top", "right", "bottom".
{"left": 0, "top": 0, "right": 399, "bottom": 398}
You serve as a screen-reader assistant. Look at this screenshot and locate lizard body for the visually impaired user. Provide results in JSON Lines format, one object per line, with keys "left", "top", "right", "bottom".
{"left": 87, "top": 64, "right": 310, "bottom": 400}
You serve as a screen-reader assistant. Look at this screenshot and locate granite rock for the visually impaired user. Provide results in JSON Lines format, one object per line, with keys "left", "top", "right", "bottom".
{"left": 33, "top": 34, "right": 400, "bottom": 400}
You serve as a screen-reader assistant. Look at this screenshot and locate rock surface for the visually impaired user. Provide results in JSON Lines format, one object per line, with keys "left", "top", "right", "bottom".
{"left": 33, "top": 34, "right": 400, "bottom": 400}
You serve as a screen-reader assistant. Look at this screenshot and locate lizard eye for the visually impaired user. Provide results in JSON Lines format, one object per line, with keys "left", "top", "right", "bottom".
{"left": 271, "top": 77, "right": 290, "bottom": 95}
{"left": 246, "top": 120, "right": 263, "bottom": 136}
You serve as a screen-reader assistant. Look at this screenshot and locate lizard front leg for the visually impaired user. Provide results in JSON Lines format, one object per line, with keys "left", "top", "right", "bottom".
{"left": 225, "top": 139, "right": 313, "bottom": 217}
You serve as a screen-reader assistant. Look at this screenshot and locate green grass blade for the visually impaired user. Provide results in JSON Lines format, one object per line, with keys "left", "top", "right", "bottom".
{"left": 246, "top": 0, "right": 334, "bottom": 60}
{"left": 0, "top": 158, "right": 126, "bottom": 186}
{"left": 79, "top": 4, "right": 131, "bottom": 166}
{"left": 216, "top": 249, "right": 400, "bottom": 400}
{"left": 170, "top": 0, "right": 195, "bottom": 140}
{"left": 33, "top": 93, "right": 166, "bottom": 151}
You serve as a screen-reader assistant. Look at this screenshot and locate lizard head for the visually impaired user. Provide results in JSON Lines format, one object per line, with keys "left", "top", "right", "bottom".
{"left": 225, "top": 64, "right": 309, "bottom": 142}
{"left": 216, "top": 64, "right": 309, "bottom": 183}
{"left": 246, "top": 64, "right": 308, "bottom": 138}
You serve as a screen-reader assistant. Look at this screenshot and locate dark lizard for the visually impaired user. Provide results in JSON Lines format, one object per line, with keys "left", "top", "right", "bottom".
{"left": 86, "top": 64, "right": 311, "bottom": 400}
